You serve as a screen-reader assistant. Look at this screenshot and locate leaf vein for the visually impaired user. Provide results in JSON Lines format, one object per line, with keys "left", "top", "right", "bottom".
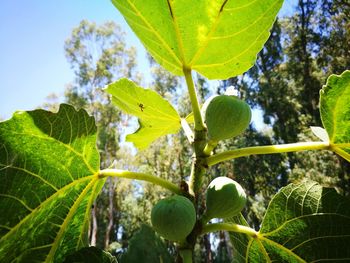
{"left": 301, "top": 182, "right": 318, "bottom": 216}
{"left": 0, "top": 194, "right": 34, "bottom": 212}
{"left": 259, "top": 236, "right": 307, "bottom": 263}
{"left": 0, "top": 164, "right": 59, "bottom": 191}
{"left": 0, "top": 175, "right": 95, "bottom": 243}
{"left": 291, "top": 234, "right": 350, "bottom": 252}
{"left": 45, "top": 177, "right": 98, "bottom": 262}
{"left": 224, "top": 0, "right": 259, "bottom": 12}
{"left": 193, "top": 32, "right": 265, "bottom": 68}
{"left": 124, "top": 0, "right": 181, "bottom": 67}
{"left": 211, "top": 1, "right": 281, "bottom": 40}
{"left": 11, "top": 132, "right": 96, "bottom": 174}
{"left": 262, "top": 213, "right": 350, "bottom": 237}
{"left": 189, "top": 0, "right": 229, "bottom": 66}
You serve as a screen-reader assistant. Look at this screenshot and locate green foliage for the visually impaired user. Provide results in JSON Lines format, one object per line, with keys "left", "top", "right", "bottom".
{"left": 0, "top": 104, "right": 105, "bottom": 262}
{"left": 320, "top": 70, "right": 350, "bottom": 161}
{"left": 226, "top": 214, "right": 251, "bottom": 263}
{"left": 119, "top": 224, "right": 173, "bottom": 263}
{"left": 64, "top": 247, "right": 117, "bottom": 263}
{"left": 227, "top": 181, "right": 350, "bottom": 262}
{"left": 106, "top": 78, "right": 181, "bottom": 149}
{"left": 111, "top": 0, "right": 283, "bottom": 79}
{"left": 248, "top": 180, "right": 350, "bottom": 261}
{"left": 0, "top": 1, "right": 349, "bottom": 262}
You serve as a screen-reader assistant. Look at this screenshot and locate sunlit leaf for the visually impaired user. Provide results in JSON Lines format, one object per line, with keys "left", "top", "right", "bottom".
{"left": 246, "top": 181, "right": 350, "bottom": 262}
{"left": 320, "top": 70, "right": 350, "bottom": 162}
{"left": 111, "top": 0, "right": 283, "bottom": 80}
{"left": 0, "top": 104, "right": 105, "bottom": 262}
{"left": 105, "top": 78, "right": 181, "bottom": 150}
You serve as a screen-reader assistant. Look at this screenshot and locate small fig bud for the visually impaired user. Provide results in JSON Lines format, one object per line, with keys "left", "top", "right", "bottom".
{"left": 151, "top": 195, "right": 196, "bottom": 241}
{"left": 205, "top": 177, "right": 246, "bottom": 220}
{"left": 202, "top": 95, "right": 251, "bottom": 141}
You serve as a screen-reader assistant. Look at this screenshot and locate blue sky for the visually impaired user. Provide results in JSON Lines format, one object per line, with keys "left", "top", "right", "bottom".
{"left": 0, "top": 0, "right": 296, "bottom": 120}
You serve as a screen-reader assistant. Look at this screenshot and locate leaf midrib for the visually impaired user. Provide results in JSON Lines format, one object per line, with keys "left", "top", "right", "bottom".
{"left": 256, "top": 237, "right": 272, "bottom": 263}
{"left": 75, "top": 181, "right": 101, "bottom": 250}
{"left": 188, "top": 0, "right": 229, "bottom": 67}
{"left": 45, "top": 177, "right": 98, "bottom": 262}
{"left": 258, "top": 236, "right": 307, "bottom": 263}
{"left": 124, "top": 0, "right": 182, "bottom": 68}
{"left": 166, "top": 0, "right": 186, "bottom": 67}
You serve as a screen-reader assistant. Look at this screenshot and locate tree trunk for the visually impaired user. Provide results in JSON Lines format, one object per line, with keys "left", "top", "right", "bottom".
{"left": 204, "top": 233, "right": 213, "bottom": 262}
{"left": 105, "top": 178, "right": 115, "bottom": 248}
{"left": 90, "top": 201, "right": 98, "bottom": 246}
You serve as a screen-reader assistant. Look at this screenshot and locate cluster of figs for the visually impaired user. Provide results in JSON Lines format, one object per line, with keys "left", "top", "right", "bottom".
{"left": 151, "top": 94, "right": 251, "bottom": 242}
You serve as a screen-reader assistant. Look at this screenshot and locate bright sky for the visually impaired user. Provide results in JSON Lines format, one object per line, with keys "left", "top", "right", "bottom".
{"left": 0, "top": 0, "right": 296, "bottom": 120}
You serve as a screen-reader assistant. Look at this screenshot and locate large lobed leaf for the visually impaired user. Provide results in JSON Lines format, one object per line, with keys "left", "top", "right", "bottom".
{"left": 241, "top": 181, "right": 350, "bottom": 262}
{"left": 105, "top": 78, "right": 181, "bottom": 150}
{"left": 0, "top": 104, "right": 105, "bottom": 262}
{"left": 320, "top": 70, "right": 350, "bottom": 162}
{"left": 111, "top": 0, "right": 283, "bottom": 80}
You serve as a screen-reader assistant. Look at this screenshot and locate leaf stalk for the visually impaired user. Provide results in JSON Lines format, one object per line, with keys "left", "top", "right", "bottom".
{"left": 201, "top": 222, "right": 258, "bottom": 238}
{"left": 99, "top": 169, "right": 185, "bottom": 196}
{"left": 183, "top": 67, "right": 205, "bottom": 131}
{"left": 207, "top": 141, "right": 330, "bottom": 166}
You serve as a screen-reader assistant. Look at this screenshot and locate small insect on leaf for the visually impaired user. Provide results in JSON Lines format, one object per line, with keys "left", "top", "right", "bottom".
{"left": 138, "top": 103, "right": 145, "bottom": 112}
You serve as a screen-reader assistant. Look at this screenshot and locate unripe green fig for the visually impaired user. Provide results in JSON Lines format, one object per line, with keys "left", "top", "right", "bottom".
{"left": 205, "top": 177, "right": 246, "bottom": 220}
{"left": 202, "top": 95, "right": 251, "bottom": 141}
{"left": 151, "top": 195, "right": 196, "bottom": 241}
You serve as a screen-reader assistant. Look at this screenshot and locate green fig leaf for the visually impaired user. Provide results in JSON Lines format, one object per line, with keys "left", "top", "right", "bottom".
{"left": 119, "top": 224, "right": 173, "bottom": 263}
{"left": 245, "top": 180, "right": 350, "bottom": 262}
{"left": 0, "top": 104, "right": 105, "bottom": 262}
{"left": 111, "top": 0, "right": 283, "bottom": 80}
{"left": 320, "top": 70, "right": 350, "bottom": 162}
{"left": 105, "top": 78, "right": 181, "bottom": 150}
{"left": 226, "top": 214, "right": 252, "bottom": 263}
{"left": 64, "top": 247, "right": 118, "bottom": 263}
